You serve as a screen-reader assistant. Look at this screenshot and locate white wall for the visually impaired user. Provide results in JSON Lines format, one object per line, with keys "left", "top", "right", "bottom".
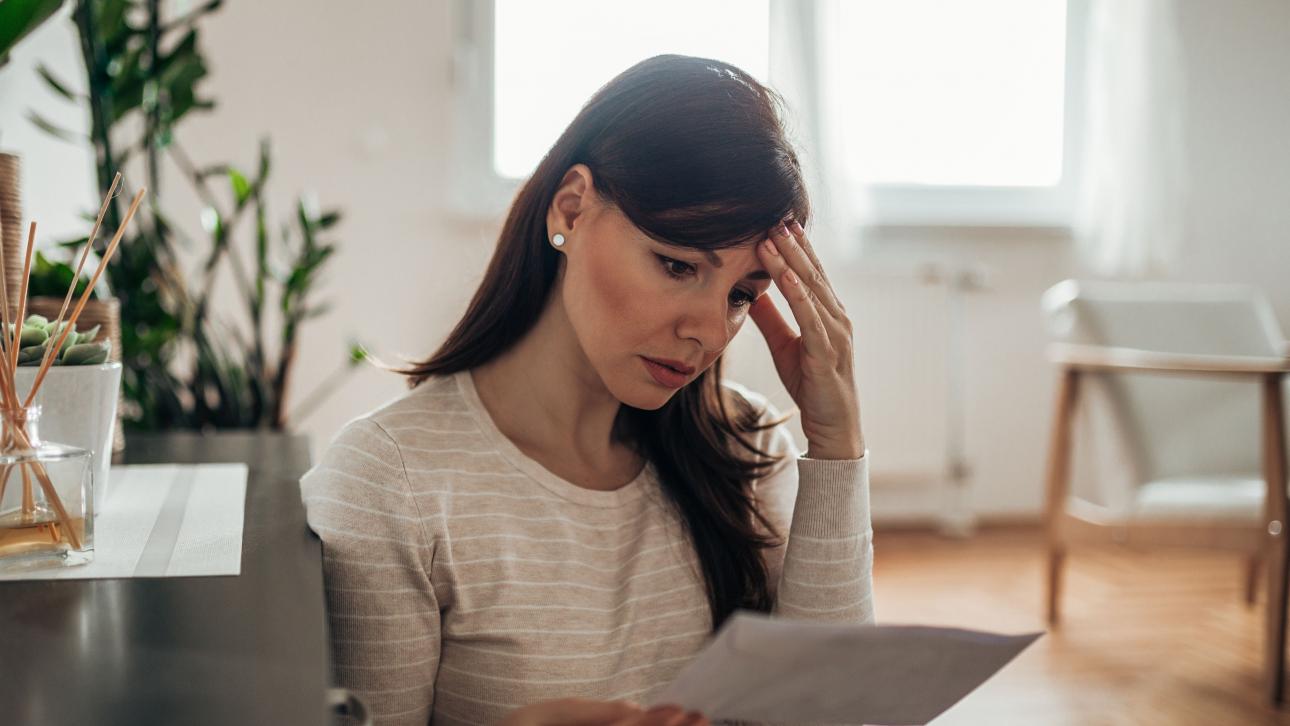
{"left": 0, "top": 4, "right": 97, "bottom": 243}
{"left": 2, "top": 0, "right": 1286, "bottom": 521}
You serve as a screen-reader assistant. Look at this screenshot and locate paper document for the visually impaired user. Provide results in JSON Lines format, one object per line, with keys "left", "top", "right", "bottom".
{"left": 647, "top": 610, "right": 1041, "bottom": 725}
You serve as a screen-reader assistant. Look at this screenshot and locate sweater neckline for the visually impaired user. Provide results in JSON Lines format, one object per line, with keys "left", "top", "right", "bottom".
{"left": 452, "top": 368, "right": 652, "bottom": 508}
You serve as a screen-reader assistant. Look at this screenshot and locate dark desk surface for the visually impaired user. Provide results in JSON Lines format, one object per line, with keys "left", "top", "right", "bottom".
{"left": 0, "top": 430, "right": 331, "bottom": 726}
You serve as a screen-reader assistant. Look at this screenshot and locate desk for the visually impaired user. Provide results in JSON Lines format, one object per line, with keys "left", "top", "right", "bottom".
{"left": 0, "top": 431, "right": 332, "bottom": 726}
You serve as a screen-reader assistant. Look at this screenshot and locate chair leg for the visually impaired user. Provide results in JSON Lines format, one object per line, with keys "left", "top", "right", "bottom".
{"left": 1248, "top": 553, "right": 1263, "bottom": 606}
{"left": 1261, "top": 373, "right": 1289, "bottom": 706}
{"left": 1043, "top": 368, "right": 1080, "bottom": 628}
{"left": 1047, "top": 547, "right": 1066, "bottom": 626}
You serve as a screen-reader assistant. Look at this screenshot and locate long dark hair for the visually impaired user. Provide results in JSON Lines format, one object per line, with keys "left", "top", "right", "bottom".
{"left": 394, "top": 54, "right": 811, "bottom": 631}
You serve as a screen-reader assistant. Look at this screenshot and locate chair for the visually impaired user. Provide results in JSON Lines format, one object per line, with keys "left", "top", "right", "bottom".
{"left": 1039, "top": 279, "right": 1290, "bottom": 704}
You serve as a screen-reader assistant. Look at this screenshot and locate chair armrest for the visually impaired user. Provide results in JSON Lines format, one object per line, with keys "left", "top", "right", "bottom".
{"left": 1047, "top": 342, "right": 1290, "bottom": 376}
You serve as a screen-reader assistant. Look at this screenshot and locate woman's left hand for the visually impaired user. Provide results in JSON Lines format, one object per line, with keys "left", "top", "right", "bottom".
{"left": 748, "top": 218, "right": 865, "bottom": 460}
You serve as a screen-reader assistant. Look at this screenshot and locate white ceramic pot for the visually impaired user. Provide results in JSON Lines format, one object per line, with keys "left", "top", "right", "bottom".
{"left": 13, "top": 362, "right": 123, "bottom": 518}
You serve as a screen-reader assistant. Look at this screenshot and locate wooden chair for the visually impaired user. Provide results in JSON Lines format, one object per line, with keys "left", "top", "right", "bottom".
{"left": 1040, "top": 279, "right": 1290, "bottom": 704}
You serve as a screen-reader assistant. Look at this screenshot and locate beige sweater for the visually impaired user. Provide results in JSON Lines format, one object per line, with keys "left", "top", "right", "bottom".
{"left": 299, "top": 369, "right": 873, "bottom": 725}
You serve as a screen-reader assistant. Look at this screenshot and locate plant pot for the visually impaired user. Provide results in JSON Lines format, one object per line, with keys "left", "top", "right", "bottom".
{"left": 26, "top": 296, "right": 126, "bottom": 455}
{"left": 13, "top": 362, "right": 123, "bottom": 518}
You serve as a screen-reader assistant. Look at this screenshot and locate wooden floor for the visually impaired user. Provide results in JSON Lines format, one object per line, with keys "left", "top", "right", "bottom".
{"left": 872, "top": 526, "right": 1290, "bottom": 725}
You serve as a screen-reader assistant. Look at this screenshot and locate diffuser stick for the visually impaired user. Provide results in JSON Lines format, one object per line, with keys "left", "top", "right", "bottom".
{"left": 23, "top": 185, "right": 143, "bottom": 408}
{"left": 37, "top": 172, "right": 122, "bottom": 376}
{"left": 11, "top": 221, "right": 36, "bottom": 379}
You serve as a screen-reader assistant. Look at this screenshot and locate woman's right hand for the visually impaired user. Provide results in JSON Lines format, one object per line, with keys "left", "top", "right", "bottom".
{"left": 494, "top": 697, "right": 710, "bottom": 726}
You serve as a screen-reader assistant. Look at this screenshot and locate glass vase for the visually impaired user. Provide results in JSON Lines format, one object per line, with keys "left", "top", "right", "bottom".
{"left": 0, "top": 403, "right": 94, "bottom": 573}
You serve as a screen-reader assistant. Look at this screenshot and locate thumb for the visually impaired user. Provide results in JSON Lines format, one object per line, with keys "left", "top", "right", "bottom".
{"left": 749, "top": 292, "right": 796, "bottom": 359}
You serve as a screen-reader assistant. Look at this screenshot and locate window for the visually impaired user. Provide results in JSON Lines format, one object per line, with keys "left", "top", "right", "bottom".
{"left": 445, "top": 0, "right": 768, "bottom": 221}
{"left": 839, "top": 1, "right": 1067, "bottom": 187}
{"left": 827, "top": 0, "right": 1085, "bottom": 226}
{"left": 447, "top": 0, "right": 1085, "bottom": 229}
{"left": 493, "top": 0, "right": 769, "bottom": 179}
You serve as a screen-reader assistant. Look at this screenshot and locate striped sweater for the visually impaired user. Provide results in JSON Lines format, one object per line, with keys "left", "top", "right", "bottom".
{"left": 299, "top": 369, "right": 873, "bottom": 725}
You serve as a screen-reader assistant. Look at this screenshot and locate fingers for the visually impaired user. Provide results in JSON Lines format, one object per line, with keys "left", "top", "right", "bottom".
{"left": 539, "top": 698, "right": 708, "bottom": 726}
{"left": 771, "top": 219, "right": 847, "bottom": 319}
{"left": 747, "top": 290, "right": 797, "bottom": 358}
{"left": 759, "top": 227, "right": 834, "bottom": 360}
{"left": 614, "top": 704, "right": 709, "bottom": 726}
{"left": 539, "top": 697, "right": 646, "bottom": 725}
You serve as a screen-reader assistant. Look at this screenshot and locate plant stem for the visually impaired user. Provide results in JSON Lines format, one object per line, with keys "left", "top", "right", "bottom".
{"left": 167, "top": 141, "right": 259, "bottom": 331}
{"left": 144, "top": 0, "right": 162, "bottom": 207}
{"left": 73, "top": 0, "right": 122, "bottom": 235}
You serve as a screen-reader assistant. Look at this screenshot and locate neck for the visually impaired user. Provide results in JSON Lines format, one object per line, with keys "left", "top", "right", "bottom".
{"left": 470, "top": 290, "right": 629, "bottom": 473}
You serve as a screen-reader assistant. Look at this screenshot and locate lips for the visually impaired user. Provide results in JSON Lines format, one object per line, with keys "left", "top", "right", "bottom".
{"left": 644, "top": 357, "right": 695, "bottom": 375}
{"left": 642, "top": 357, "right": 690, "bottom": 388}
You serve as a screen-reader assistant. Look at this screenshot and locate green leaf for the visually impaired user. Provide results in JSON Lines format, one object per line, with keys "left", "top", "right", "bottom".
{"left": 19, "top": 325, "right": 49, "bottom": 347}
{"left": 302, "top": 302, "right": 332, "bottom": 320}
{"left": 36, "top": 62, "right": 78, "bottom": 100}
{"left": 97, "top": 0, "right": 132, "bottom": 43}
{"left": 30, "top": 249, "right": 94, "bottom": 297}
{"left": 317, "top": 210, "right": 342, "bottom": 229}
{"left": 61, "top": 340, "right": 110, "bottom": 365}
{"left": 160, "top": 31, "right": 211, "bottom": 126}
{"left": 0, "top": 0, "right": 65, "bottom": 66}
{"left": 347, "top": 341, "right": 369, "bottom": 365}
{"left": 108, "top": 43, "right": 147, "bottom": 125}
{"left": 257, "top": 136, "right": 272, "bottom": 180}
{"left": 77, "top": 323, "right": 102, "bottom": 344}
{"left": 18, "top": 339, "right": 48, "bottom": 365}
{"left": 160, "top": 0, "right": 222, "bottom": 33}
{"left": 228, "top": 168, "right": 251, "bottom": 206}
{"left": 27, "top": 110, "right": 81, "bottom": 142}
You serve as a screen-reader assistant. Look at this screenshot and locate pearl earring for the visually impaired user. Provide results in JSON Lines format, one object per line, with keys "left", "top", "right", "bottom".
{"left": 552, "top": 233, "right": 566, "bottom": 248}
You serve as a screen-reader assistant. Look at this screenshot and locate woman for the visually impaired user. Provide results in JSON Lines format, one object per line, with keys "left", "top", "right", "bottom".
{"left": 300, "top": 54, "right": 871, "bottom": 726}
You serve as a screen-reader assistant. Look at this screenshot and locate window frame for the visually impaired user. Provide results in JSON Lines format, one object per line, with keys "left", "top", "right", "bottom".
{"left": 843, "top": 0, "right": 1090, "bottom": 228}
{"left": 446, "top": 0, "right": 1089, "bottom": 230}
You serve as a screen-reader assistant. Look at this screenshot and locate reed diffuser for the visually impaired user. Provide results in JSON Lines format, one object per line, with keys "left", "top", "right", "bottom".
{"left": 0, "top": 173, "right": 142, "bottom": 572}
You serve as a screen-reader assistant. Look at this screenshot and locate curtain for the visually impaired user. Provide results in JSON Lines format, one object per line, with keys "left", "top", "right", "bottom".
{"left": 768, "top": 0, "right": 873, "bottom": 267}
{"left": 1073, "top": 0, "right": 1189, "bottom": 279}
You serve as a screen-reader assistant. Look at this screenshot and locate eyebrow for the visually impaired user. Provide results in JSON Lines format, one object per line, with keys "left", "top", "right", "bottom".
{"left": 693, "top": 248, "right": 771, "bottom": 281}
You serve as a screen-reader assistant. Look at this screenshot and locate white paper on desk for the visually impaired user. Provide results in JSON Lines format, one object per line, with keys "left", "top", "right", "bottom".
{"left": 647, "top": 610, "right": 1041, "bottom": 725}
{"left": 0, "top": 463, "right": 248, "bottom": 581}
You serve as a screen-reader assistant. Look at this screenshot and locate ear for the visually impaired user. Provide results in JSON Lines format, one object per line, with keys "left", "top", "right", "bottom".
{"left": 546, "top": 164, "right": 598, "bottom": 241}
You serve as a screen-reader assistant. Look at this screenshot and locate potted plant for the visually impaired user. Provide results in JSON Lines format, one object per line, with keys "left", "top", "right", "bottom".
{"left": 12, "top": 313, "right": 120, "bottom": 518}
{"left": 0, "top": 175, "right": 143, "bottom": 566}
{"left": 22, "top": 0, "right": 363, "bottom": 435}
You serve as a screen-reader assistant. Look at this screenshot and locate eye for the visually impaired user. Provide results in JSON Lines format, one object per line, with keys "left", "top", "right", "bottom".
{"left": 656, "top": 255, "right": 758, "bottom": 309}
{"left": 657, "top": 255, "right": 694, "bottom": 280}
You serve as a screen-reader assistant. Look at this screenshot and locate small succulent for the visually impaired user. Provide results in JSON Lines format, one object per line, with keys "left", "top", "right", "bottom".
{"left": 6, "top": 315, "right": 111, "bottom": 366}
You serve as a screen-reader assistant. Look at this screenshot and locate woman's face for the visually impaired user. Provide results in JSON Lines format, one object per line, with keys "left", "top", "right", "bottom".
{"left": 549, "top": 167, "right": 773, "bottom": 410}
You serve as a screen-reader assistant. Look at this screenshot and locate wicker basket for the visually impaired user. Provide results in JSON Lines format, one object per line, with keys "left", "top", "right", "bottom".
{"left": 24, "top": 296, "right": 126, "bottom": 455}
{"left": 0, "top": 153, "right": 23, "bottom": 322}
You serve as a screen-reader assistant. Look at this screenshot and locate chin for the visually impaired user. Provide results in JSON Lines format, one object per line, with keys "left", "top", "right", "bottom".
{"left": 605, "top": 374, "right": 678, "bottom": 411}
{"left": 617, "top": 384, "right": 675, "bottom": 411}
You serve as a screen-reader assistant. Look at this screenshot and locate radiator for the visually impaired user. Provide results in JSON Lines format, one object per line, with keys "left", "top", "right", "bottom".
{"left": 845, "top": 261, "right": 987, "bottom": 532}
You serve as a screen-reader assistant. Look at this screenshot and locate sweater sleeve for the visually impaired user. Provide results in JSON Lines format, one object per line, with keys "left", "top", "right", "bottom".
{"left": 299, "top": 418, "right": 442, "bottom": 726}
{"left": 751, "top": 406, "right": 875, "bottom": 624}
{"left": 771, "top": 453, "right": 874, "bottom": 623}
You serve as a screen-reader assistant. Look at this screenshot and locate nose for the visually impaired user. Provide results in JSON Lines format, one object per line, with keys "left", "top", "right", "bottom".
{"left": 675, "top": 290, "right": 736, "bottom": 355}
